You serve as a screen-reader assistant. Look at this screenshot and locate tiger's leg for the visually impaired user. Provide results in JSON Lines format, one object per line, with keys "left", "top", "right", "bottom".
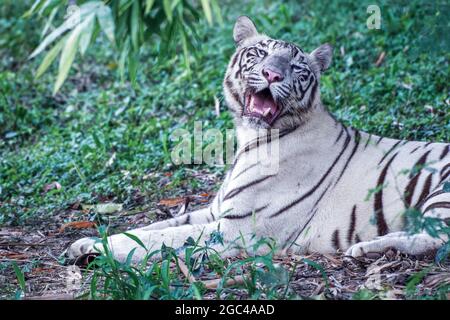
{"left": 345, "top": 232, "right": 445, "bottom": 258}
{"left": 67, "top": 219, "right": 246, "bottom": 263}
{"left": 135, "top": 181, "right": 227, "bottom": 231}
{"left": 346, "top": 182, "right": 450, "bottom": 258}
{"left": 137, "top": 207, "right": 217, "bottom": 231}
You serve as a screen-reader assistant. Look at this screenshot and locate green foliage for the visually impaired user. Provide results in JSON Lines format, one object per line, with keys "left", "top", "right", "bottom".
{"left": 12, "top": 263, "right": 26, "bottom": 299}
{"left": 26, "top": 0, "right": 222, "bottom": 93}
{"left": 0, "top": 2, "right": 41, "bottom": 67}
{"left": 1, "top": 0, "right": 447, "bottom": 226}
{"left": 352, "top": 289, "right": 379, "bottom": 300}
{"left": 83, "top": 228, "right": 306, "bottom": 300}
{"left": 87, "top": 226, "right": 202, "bottom": 300}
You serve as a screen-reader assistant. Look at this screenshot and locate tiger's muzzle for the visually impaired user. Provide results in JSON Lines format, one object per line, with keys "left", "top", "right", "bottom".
{"left": 243, "top": 55, "right": 290, "bottom": 126}
{"left": 243, "top": 88, "right": 282, "bottom": 125}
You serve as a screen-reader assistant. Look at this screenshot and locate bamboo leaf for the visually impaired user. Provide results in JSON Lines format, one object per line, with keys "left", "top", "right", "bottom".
{"left": 128, "top": 50, "right": 139, "bottom": 87}
{"left": 130, "top": 0, "right": 140, "bottom": 50}
{"left": 118, "top": 39, "right": 130, "bottom": 82}
{"left": 96, "top": 3, "right": 115, "bottom": 44}
{"left": 37, "top": 0, "right": 58, "bottom": 16}
{"left": 172, "top": 0, "right": 182, "bottom": 11}
{"left": 210, "top": 0, "right": 223, "bottom": 26}
{"left": 200, "top": 0, "right": 213, "bottom": 25}
{"left": 116, "top": 7, "right": 130, "bottom": 38}
{"left": 53, "top": 23, "right": 84, "bottom": 94}
{"left": 179, "top": 23, "right": 191, "bottom": 73}
{"left": 79, "top": 14, "right": 96, "bottom": 56}
{"left": 144, "top": 0, "right": 155, "bottom": 14}
{"left": 29, "top": 20, "right": 72, "bottom": 59}
{"left": 118, "top": 0, "right": 134, "bottom": 16}
{"left": 29, "top": 1, "right": 102, "bottom": 59}
{"left": 41, "top": 7, "right": 58, "bottom": 39}
{"left": 35, "top": 35, "right": 66, "bottom": 79}
{"left": 160, "top": 19, "right": 177, "bottom": 58}
{"left": 163, "top": 0, "right": 173, "bottom": 22}
{"left": 23, "top": 0, "right": 45, "bottom": 18}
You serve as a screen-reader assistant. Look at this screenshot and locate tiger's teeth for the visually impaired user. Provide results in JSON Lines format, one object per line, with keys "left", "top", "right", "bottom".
{"left": 263, "top": 109, "right": 270, "bottom": 117}
{"left": 249, "top": 98, "right": 255, "bottom": 112}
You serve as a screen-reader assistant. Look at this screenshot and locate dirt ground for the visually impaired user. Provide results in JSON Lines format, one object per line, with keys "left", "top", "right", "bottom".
{"left": 1, "top": 193, "right": 449, "bottom": 300}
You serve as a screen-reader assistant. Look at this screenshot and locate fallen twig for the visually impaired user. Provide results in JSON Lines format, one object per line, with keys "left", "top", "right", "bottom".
{"left": 323, "top": 253, "right": 342, "bottom": 265}
{"left": 375, "top": 51, "right": 386, "bottom": 67}
{"left": 178, "top": 259, "right": 196, "bottom": 284}
{"left": 203, "top": 276, "right": 246, "bottom": 290}
{"left": 24, "top": 294, "right": 74, "bottom": 300}
{"left": 0, "top": 242, "right": 47, "bottom": 247}
{"left": 177, "top": 258, "right": 245, "bottom": 290}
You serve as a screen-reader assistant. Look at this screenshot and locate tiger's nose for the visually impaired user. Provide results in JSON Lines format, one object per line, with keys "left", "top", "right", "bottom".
{"left": 262, "top": 68, "right": 284, "bottom": 83}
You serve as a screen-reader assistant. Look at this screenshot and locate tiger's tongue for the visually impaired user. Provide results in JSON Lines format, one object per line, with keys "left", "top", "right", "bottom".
{"left": 252, "top": 94, "right": 277, "bottom": 115}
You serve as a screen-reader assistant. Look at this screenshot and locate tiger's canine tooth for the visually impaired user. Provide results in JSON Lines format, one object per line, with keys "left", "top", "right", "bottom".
{"left": 249, "top": 97, "right": 255, "bottom": 111}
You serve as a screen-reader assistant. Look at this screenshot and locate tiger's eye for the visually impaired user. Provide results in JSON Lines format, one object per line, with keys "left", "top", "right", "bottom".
{"left": 291, "top": 64, "right": 302, "bottom": 72}
{"left": 257, "top": 49, "right": 267, "bottom": 57}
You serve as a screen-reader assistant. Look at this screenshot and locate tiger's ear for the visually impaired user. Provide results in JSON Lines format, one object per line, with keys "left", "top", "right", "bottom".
{"left": 310, "top": 43, "right": 333, "bottom": 72}
{"left": 233, "top": 16, "right": 258, "bottom": 46}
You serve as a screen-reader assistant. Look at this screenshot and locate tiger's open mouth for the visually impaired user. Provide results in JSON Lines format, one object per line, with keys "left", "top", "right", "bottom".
{"left": 243, "top": 88, "right": 281, "bottom": 125}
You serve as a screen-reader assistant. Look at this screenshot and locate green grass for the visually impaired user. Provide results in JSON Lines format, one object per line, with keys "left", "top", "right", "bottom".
{"left": 0, "top": 0, "right": 449, "bottom": 299}
{"left": 85, "top": 228, "right": 301, "bottom": 300}
{"left": 1, "top": 0, "right": 449, "bottom": 225}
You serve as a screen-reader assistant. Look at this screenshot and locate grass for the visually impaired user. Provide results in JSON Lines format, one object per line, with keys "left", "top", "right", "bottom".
{"left": 84, "top": 228, "right": 302, "bottom": 300}
{"left": 0, "top": 0, "right": 449, "bottom": 299}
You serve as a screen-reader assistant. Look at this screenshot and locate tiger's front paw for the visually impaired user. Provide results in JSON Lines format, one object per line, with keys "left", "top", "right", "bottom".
{"left": 345, "top": 237, "right": 395, "bottom": 258}
{"left": 345, "top": 241, "right": 374, "bottom": 257}
{"left": 67, "top": 237, "right": 103, "bottom": 262}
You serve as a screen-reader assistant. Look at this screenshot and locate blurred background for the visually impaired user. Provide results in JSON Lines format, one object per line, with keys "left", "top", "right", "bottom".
{"left": 0, "top": 0, "right": 449, "bottom": 227}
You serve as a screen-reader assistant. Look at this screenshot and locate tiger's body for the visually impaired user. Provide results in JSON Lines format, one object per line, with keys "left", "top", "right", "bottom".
{"left": 68, "top": 17, "right": 450, "bottom": 262}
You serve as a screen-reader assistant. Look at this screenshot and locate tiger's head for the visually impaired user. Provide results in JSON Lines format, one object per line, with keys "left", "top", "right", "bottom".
{"left": 223, "top": 16, "right": 333, "bottom": 129}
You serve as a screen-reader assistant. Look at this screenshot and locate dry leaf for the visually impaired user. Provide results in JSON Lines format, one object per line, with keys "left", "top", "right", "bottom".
{"left": 142, "top": 172, "right": 155, "bottom": 180}
{"left": 59, "top": 221, "right": 96, "bottom": 233}
{"left": 424, "top": 105, "right": 434, "bottom": 114}
{"left": 0, "top": 252, "right": 29, "bottom": 260}
{"left": 70, "top": 201, "right": 82, "bottom": 210}
{"left": 0, "top": 229, "right": 23, "bottom": 237}
{"left": 31, "top": 267, "right": 56, "bottom": 275}
{"left": 158, "top": 197, "right": 187, "bottom": 207}
{"left": 105, "top": 152, "right": 116, "bottom": 167}
{"left": 375, "top": 51, "right": 386, "bottom": 67}
{"left": 95, "top": 203, "right": 123, "bottom": 214}
{"left": 43, "top": 181, "right": 61, "bottom": 193}
{"left": 401, "top": 82, "right": 413, "bottom": 90}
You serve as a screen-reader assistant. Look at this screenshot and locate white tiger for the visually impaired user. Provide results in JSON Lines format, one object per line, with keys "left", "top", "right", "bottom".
{"left": 68, "top": 16, "right": 450, "bottom": 263}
